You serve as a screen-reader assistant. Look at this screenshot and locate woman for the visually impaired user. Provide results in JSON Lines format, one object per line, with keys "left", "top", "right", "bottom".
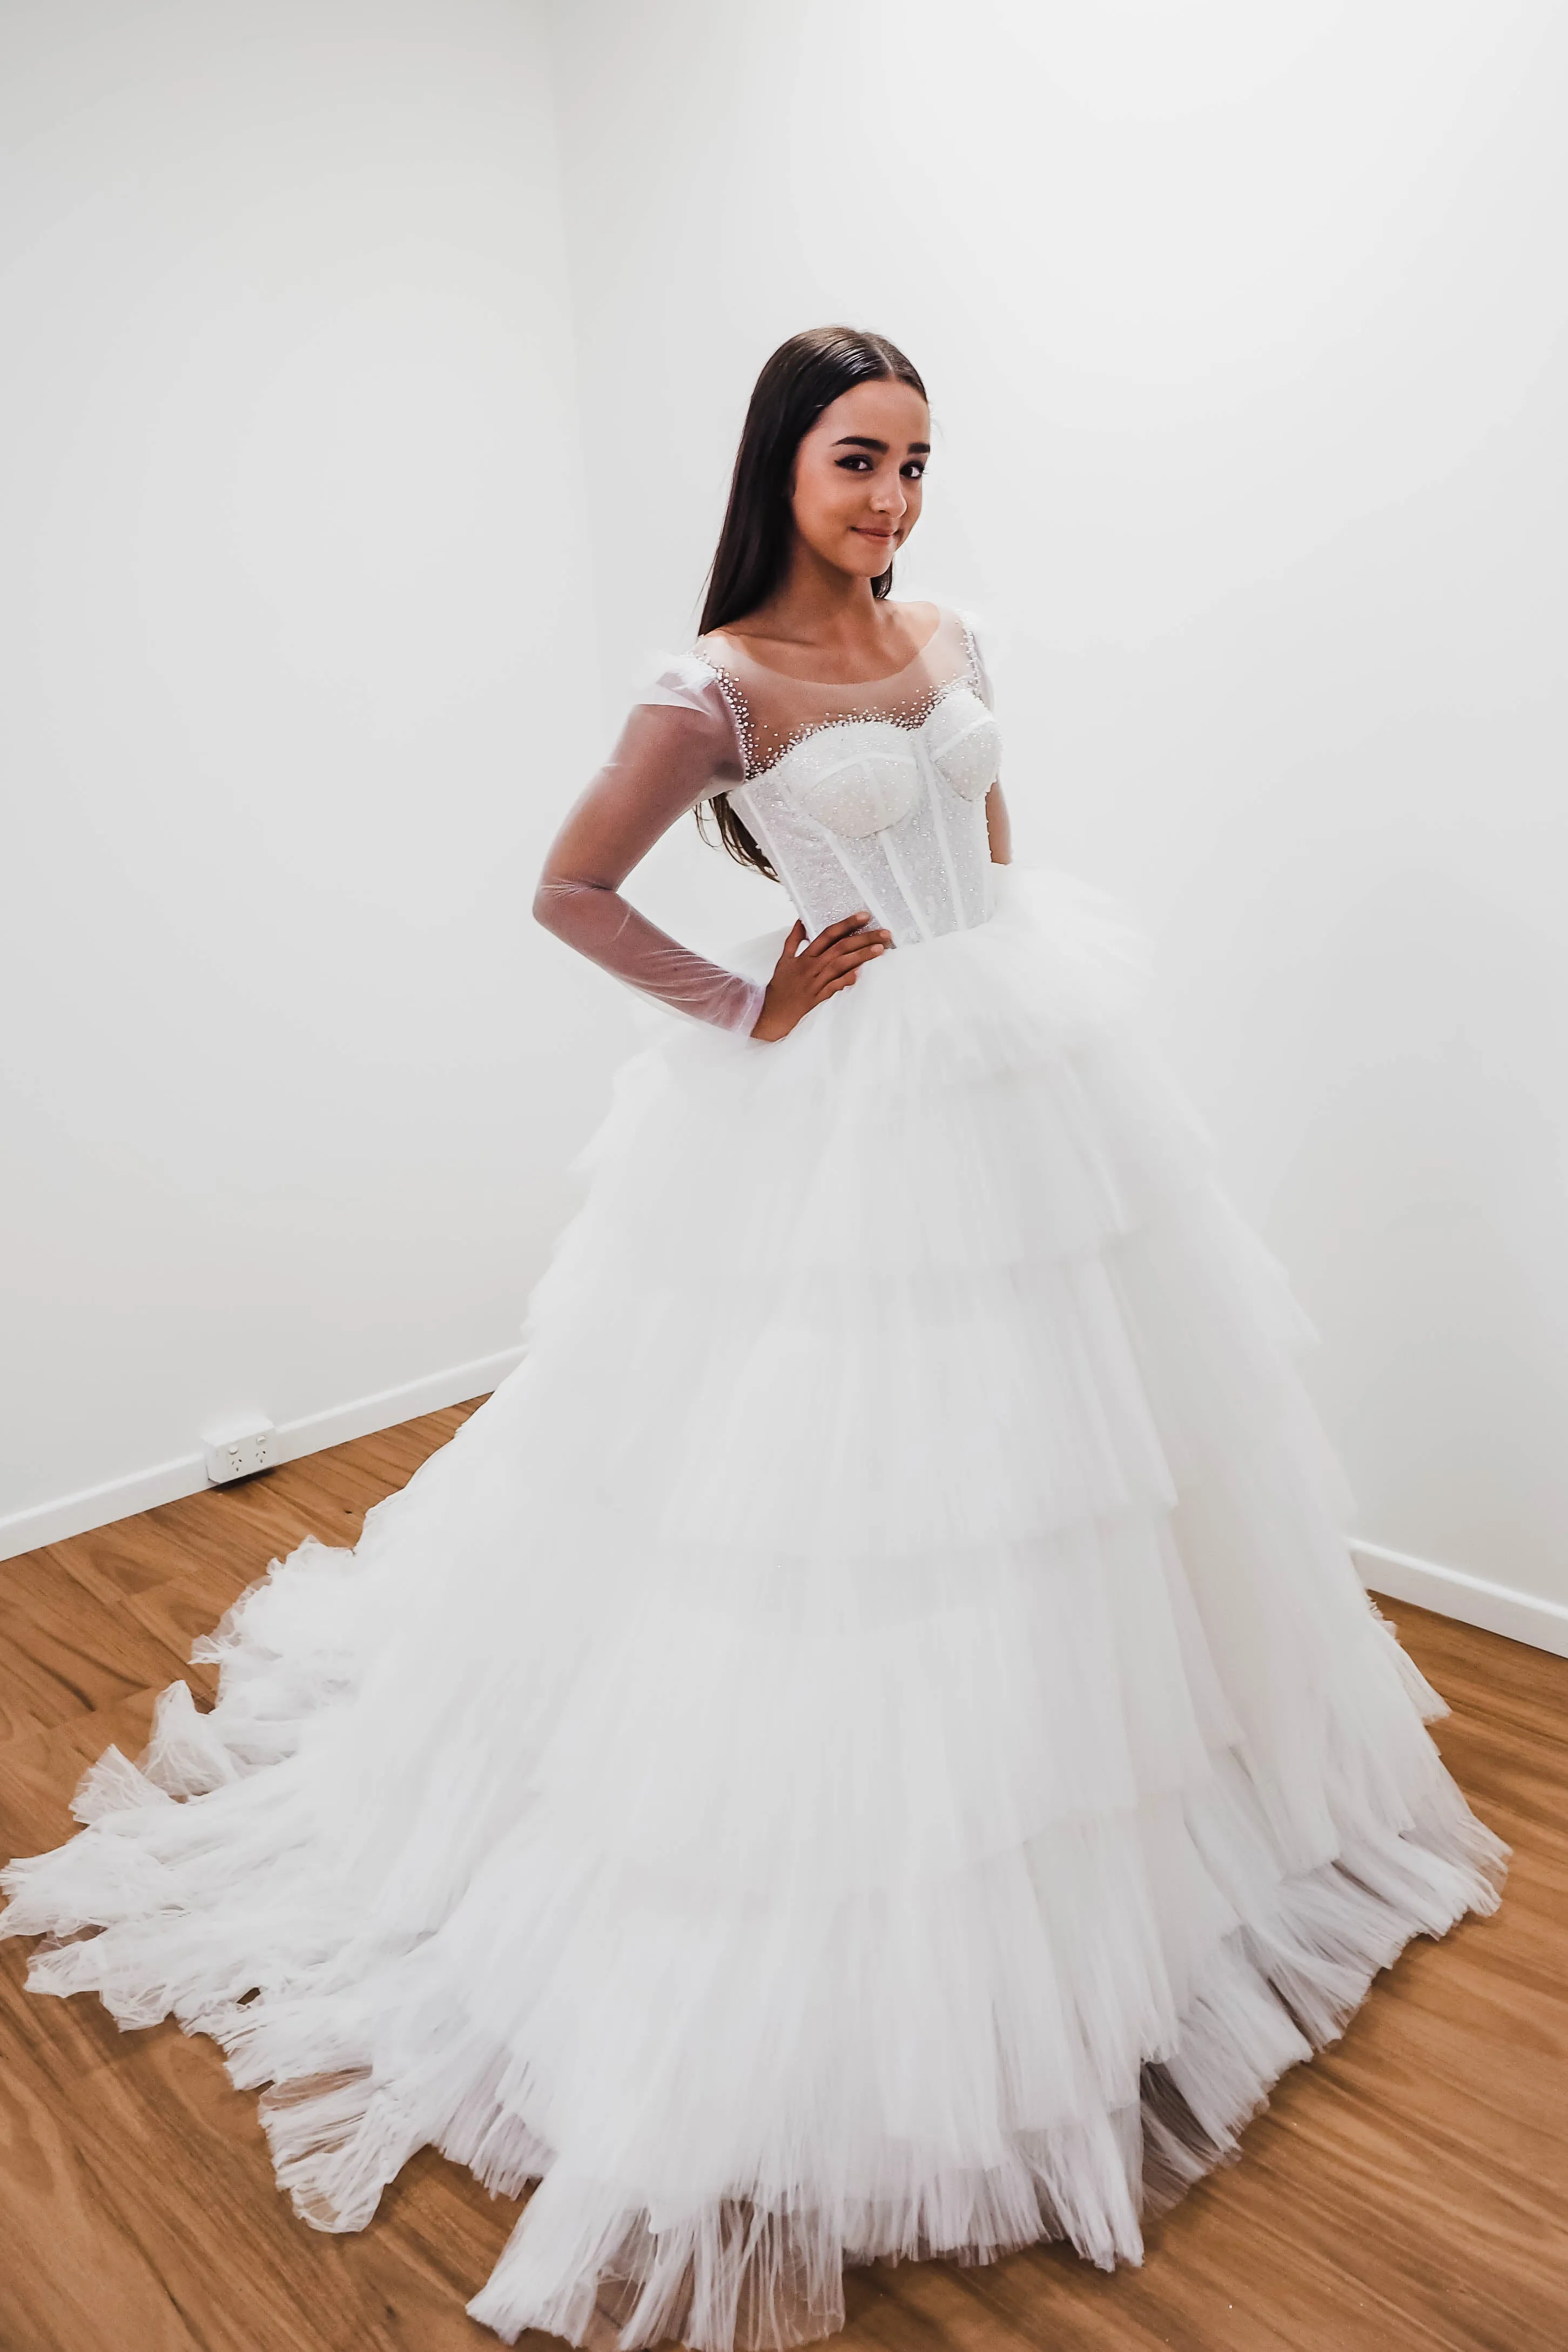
{"left": 2, "top": 327, "right": 1505, "bottom": 2352}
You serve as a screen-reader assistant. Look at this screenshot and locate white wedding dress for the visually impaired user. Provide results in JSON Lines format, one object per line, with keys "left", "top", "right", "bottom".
{"left": 2, "top": 608, "right": 1505, "bottom": 2351}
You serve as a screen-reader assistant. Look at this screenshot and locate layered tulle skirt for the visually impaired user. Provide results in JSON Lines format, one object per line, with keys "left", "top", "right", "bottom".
{"left": 1, "top": 866, "right": 1505, "bottom": 2349}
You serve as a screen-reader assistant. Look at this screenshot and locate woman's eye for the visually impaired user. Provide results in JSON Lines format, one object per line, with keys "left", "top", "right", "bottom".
{"left": 901, "top": 461, "right": 926, "bottom": 480}
{"left": 836, "top": 455, "right": 873, "bottom": 472}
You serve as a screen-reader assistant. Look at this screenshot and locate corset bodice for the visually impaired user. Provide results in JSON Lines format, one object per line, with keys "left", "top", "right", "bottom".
{"left": 694, "top": 608, "right": 1002, "bottom": 948}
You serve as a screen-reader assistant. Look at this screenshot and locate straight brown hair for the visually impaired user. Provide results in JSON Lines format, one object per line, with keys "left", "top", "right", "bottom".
{"left": 697, "top": 327, "right": 928, "bottom": 879}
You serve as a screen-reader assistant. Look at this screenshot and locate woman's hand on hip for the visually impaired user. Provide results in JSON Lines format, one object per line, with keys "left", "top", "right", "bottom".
{"left": 750, "top": 912, "right": 891, "bottom": 1041}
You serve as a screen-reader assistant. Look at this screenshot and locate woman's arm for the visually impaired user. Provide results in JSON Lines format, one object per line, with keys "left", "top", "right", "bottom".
{"left": 534, "top": 696, "right": 766, "bottom": 1034}
{"left": 985, "top": 781, "right": 1012, "bottom": 865}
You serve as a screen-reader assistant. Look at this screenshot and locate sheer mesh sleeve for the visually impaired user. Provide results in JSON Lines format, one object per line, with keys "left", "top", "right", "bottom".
{"left": 961, "top": 611, "right": 1012, "bottom": 863}
{"left": 533, "top": 663, "right": 766, "bottom": 1035}
{"left": 960, "top": 608, "right": 998, "bottom": 711}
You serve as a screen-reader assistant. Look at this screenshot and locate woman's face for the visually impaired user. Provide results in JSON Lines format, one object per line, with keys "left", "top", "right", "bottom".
{"left": 788, "top": 378, "right": 930, "bottom": 581}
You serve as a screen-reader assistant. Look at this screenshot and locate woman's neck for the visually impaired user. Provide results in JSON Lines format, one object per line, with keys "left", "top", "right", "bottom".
{"left": 725, "top": 549, "right": 917, "bottom": 664}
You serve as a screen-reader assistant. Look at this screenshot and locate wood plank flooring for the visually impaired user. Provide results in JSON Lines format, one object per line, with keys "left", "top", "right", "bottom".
{"left": 1, "top": 1401, "right": 1563, "bottom": 2351}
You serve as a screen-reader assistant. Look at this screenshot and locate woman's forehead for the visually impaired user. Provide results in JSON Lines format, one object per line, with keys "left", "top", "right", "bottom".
{"left": 808, "top": 379, "right": 930, "bottom": 441}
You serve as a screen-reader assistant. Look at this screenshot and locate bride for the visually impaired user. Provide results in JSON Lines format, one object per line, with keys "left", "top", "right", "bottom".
{"left": 2, "top": 326, "right": 1506, "bottom": 2351}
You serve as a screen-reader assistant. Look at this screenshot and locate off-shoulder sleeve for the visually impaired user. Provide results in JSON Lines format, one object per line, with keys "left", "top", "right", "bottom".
{"left": 959, "top": 609, "right": 1013, "bottom": 863}
{"left": 533, "top": 660, "right": 766, "bottom": 1035}
{"left": 960, "top": 608, "right": 998, "bottom": 710}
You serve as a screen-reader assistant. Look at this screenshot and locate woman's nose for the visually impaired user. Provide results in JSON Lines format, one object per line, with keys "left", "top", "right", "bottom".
{"left": 870, "top": 476, "right": 907, "bottom": 516}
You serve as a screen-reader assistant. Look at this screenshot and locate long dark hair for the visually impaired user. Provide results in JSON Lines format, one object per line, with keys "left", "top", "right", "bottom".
{"left": 697, "top": 326, "right": 928, "bottom": 879}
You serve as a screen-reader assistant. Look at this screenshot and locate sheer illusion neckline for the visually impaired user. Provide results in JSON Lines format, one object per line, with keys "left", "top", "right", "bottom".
{"left": 700, "top": 604, "right": 944, "bottom": 690}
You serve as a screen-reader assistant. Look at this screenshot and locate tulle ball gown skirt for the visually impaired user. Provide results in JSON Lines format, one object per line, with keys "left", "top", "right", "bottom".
{"left": 2, "top": 864, "right": 1505, "bottom": 2351}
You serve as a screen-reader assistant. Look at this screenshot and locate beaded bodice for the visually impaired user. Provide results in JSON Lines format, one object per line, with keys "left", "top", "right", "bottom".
{"left": 694, "top": 608, "right": 1001, "bottom": 949}
{"left": 534, "top": 604, "right": 1005, "bottom": 1037}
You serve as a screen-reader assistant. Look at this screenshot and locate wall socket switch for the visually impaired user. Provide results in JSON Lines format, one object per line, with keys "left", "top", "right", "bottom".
{"left": 202, "top": 1417, "right": 278, "bottom": 1486}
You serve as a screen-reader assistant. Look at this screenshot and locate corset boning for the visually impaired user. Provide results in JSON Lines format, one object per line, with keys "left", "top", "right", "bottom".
{"left": 726, "top": 690, "right": 1001, "bottom": 949}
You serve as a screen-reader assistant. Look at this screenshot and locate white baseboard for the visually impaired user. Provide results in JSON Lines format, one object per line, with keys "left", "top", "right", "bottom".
{"left": 0, "top": 1451, "right": 215, "bottom": 1562}
{"left": 272, "top": 1347, "right": 522, "bottom": 1461}
{"left": 1354, "top": 1537, "right": 1568, "bottom": 1660}
{"left": 0, "top": 1346, "right": 523, "bottom": 1565}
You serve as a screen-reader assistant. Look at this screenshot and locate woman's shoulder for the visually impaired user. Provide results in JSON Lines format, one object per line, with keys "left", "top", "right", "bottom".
{"left": 882, "top": 596, "right": 940, "bottom": 629}
{"left": 688, "top": 626, "right": 741, "bottom": 671}
{"left": 891, "top": 599, "right": 991, "bottom": 663}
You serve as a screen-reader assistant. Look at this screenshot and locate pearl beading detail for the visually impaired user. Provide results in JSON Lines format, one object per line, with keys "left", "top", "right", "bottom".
{"left": 692, "top": 619, "right": 986, "bottom": 782}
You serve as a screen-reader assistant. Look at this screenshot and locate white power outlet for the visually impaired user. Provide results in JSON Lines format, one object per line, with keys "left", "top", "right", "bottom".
{"left": 202, "top": 1417, "right": 278, "bottom": 1486}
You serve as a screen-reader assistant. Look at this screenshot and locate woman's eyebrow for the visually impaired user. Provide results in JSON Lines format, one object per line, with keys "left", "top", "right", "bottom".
{"left": 833, "top": 434, "right": 933, "bottom": 454}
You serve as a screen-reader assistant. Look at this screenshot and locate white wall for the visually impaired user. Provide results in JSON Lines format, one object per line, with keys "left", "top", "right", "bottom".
{"left": 549, "top": 0, "right": 1568, "bottom": 1631}
{"left": 0, "top": 0, "right": 627, "bottom": 1542}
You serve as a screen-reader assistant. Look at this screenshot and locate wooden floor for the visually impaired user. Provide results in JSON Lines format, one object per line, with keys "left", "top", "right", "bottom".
{"left": 0, "top": 1402, "right": 1563, "bottom": 2352}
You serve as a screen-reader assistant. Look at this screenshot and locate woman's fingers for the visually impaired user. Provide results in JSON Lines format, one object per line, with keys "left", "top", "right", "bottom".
{"left": 811, "top": 911, "right": 874, "bottom": 949}
{"left": 825, "top": 936, "right": 890, "bottom": 974}
{"left": 772, "top": 920, "right": 805, "bottom": 978}
{"left": 802, "top": 912, "right": 890, "bottom": 962}
{"left": 809, "top": 933, "right": 890, "bottom": 991}
{"left": 818, "top": 917, "right": 889, "bottom": 955}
